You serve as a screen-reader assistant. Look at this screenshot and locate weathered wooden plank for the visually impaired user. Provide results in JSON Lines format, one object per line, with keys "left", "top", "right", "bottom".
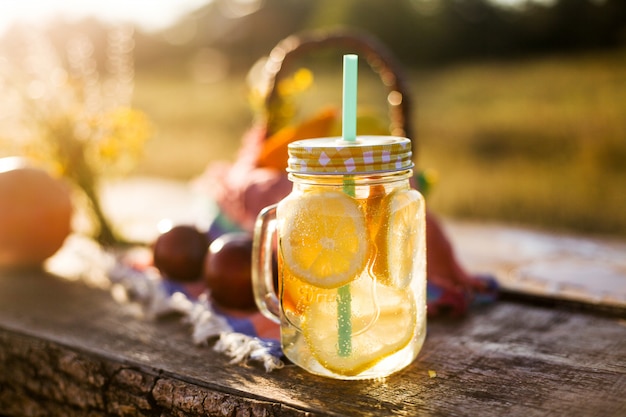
{"left": 446, "top": 220, "right": 626, "bottom": 313}
{"left": 1, "top": 270, "right": 625, "bottom": 416}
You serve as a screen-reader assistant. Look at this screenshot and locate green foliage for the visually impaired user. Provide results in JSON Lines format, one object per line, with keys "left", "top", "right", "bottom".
{"left": 175, "top": 0, "right": 626, "bottom": 70}
{"left": 414, "top": 50, "right": 626, "bottom": 237}
{"left": 323, "top": 0, "right": 626, "bottom": 67}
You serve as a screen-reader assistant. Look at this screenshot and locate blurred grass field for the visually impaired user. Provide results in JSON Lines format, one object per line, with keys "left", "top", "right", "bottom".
{"left": 132, "top": 49, "right": 626, "bottom": 238}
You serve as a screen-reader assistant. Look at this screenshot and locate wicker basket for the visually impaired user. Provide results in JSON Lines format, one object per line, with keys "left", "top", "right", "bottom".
{"left": 258, "top": 28, "right": 416, "bottom": 154}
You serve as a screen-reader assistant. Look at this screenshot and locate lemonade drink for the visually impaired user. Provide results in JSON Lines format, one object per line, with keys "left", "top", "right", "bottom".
{"left": 253, "top": 136, "right": 426, "bottom": 380}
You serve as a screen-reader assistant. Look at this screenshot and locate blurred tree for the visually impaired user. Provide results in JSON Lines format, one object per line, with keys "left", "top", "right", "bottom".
{"left": 332, "top": 0, "right": 626, "bottom": 66}
{"left": 175, "top": 0, "right": 625, "bottom": 70}
{"left": 1, "top": 0, "right": 624, "bottom": 72}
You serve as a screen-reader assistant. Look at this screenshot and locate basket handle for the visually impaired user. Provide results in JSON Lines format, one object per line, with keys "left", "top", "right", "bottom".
{"left": 261, "top": 29, "right": 415, "bottom": 149}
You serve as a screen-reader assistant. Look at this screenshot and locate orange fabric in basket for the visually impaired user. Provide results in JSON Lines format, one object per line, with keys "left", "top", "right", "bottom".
{"left": 257, "top": 107, "right": 338, "bottom": 170}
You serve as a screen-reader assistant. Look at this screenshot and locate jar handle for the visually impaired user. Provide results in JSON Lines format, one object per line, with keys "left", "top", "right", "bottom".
{"left": 252, "top": 204, "right": 280, "bottom": 323}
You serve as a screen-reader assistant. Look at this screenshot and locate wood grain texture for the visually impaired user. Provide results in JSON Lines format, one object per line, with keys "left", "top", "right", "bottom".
{"left": 1, "top": 270, "right": 625, "bottom": 416}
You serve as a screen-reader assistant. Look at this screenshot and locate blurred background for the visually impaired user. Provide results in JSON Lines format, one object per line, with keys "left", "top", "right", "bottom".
{"left": 1, "top": 0, "right": 625, "bottom": 238}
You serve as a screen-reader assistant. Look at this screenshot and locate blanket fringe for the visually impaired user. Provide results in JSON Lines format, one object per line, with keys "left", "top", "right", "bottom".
{"left": 47, "top": 235, "right": 284, "bottom": 372}
{"left": 111, "top": 261, "right": 284, "bottom": 371}
{"left": 214, "top": 332, "right": 284, "bottom": 372}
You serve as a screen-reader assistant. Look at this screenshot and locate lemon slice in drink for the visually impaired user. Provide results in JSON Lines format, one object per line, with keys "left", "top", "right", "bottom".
{"left": 280, "top": 190, "right": 369, "bottom": 289}
{"left": 302, "top": 283, "right": 416, "bottom": 376}
{"left": 371, "top": 190, "right": 422, "bottom": 288}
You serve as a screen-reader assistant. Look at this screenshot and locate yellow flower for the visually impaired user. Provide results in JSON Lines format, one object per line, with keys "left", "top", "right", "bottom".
{"left": 1, "top": 27, "right": 149, "bottom": 245}
{"left": 277, "top": 68, "right": 313, "bottom": 97}
{"left": 96, "top": 107, "right": 153, "bottom": 175}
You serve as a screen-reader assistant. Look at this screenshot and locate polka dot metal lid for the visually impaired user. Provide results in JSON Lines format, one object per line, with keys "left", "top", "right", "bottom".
{"left": 287, "top": 136, "right": 414, "bottom": 175}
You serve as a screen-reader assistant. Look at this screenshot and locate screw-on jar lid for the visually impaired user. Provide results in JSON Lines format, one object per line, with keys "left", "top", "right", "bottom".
{"left": 287, "top": 136, "right": 413, "bottom": 175}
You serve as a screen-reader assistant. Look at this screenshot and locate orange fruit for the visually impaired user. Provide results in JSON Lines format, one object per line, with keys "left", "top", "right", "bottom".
{"left": 363, "top": 184, "right": 387, "bottom": 241}
{"left": 279, "top": 189, "right": 369, "bottom": 289}
{"left": 370, "top": 189, "right": 423, "bottom": 288}
{"left": 0, "top": 157, "right": 73, "bottom": 270}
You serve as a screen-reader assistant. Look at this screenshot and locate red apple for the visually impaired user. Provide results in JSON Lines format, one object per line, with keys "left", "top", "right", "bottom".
{"left": 203, "top": 232, "right": 256, "bottom": 311}
{"left": 153, "top": 225, "right": 208, "bottom": 282}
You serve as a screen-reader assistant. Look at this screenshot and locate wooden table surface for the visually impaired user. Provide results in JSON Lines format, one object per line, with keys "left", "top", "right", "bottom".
{"left": 1, "top": 267, "right": 625, "bottom": 416}
{"left": 1, "top": 177, "right": 625, "bottom": 416}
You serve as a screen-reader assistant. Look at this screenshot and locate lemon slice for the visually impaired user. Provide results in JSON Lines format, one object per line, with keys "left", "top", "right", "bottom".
{"left": 371, "top": 190, "right": 422, "bottom": 288}
{"left": 279, "top": 190, "right": 369, "bottom": 289}
{"left": 302, "top": 282, "right": 416, "bottom": 376}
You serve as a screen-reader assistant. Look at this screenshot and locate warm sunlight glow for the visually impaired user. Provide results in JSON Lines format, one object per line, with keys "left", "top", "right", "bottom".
{"left": 0, "top": 0, "right": 211, "bottom": 35}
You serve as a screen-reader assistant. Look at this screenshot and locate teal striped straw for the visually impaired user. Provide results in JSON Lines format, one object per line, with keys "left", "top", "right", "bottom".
{"left": 342, "top": 54, "right": 358, "bottom": 142}
{"left": 338, "top": 54, "right": 358, "bottom": 357}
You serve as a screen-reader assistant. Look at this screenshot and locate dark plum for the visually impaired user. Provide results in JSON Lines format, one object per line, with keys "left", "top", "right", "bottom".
{"left": 203, "top": 232, "right": 256, "bottom": 310}
{"left": 153, "top": 225, "right": 209, "bottom": 282}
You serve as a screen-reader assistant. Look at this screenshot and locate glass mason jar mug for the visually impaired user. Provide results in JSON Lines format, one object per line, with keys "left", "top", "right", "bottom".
{"left": 252, "top": 136, "right": 426, "bottom": 380}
